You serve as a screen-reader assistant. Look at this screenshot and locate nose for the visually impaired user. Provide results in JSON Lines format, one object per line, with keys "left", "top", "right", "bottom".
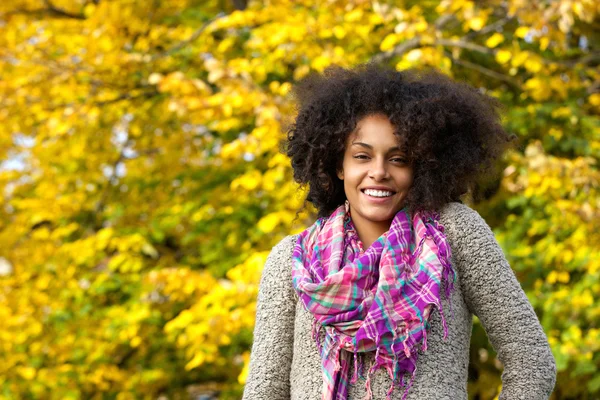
{"left": 368, "top": 159, "right": 390, "bottom": 181}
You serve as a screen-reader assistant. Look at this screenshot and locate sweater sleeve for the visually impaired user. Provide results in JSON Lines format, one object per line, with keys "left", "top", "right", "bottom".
{"left": 242, "top": 235, "right": 297, "bottom": 400}
{"left": 445, "top": 203, "right": 556, "bottom": 399}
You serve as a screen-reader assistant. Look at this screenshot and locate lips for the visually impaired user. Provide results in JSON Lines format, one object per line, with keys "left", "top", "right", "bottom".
{"left": 360, "top": 187, "right": 396, "bottom": 193}
{"left": 361, "top": 189, "right": 395, "bottom": 203}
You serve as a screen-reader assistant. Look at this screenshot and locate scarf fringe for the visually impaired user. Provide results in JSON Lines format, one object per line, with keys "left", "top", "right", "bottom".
{"left": 312, "top": 318, "right": 324, "bottom": 354}
{"left": 359, "top": 358, "right": 417, "bottom": 400}
{"left": 351, "top": 348, "right": 359, "bottom": 384}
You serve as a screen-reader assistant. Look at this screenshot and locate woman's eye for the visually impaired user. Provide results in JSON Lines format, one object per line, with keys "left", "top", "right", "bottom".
{"left": 353, "top": 155, "right": 369, "bottom": 160}
{"left": 391, "top": 158, "right": 406, "bottom": 163}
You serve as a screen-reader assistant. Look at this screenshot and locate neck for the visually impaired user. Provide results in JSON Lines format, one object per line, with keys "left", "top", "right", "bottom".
{"left": 352, "top": 217, "right": 392, "bottom": 250}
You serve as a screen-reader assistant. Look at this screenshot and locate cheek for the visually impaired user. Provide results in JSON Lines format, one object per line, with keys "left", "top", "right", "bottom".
{"left": 407, "top": 171, "right": 415, "bottom": 186}
{"left": 398, "top": 169, "right": 414, "bottom": 187}
{"left": 342, "top": 167, "right": 365, "bottom": 187}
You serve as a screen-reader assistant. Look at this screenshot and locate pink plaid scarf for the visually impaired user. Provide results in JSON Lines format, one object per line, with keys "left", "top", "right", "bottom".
{"left": 292, "top": 201, "right": 455, "bottom": 400}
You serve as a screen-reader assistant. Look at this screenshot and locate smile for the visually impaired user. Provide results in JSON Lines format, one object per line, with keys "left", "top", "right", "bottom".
{"left": 361, "top": 189, "right": 395, "bottom": 198}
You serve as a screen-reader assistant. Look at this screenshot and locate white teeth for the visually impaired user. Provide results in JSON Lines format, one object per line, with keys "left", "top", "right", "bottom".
{"left": 363, "top": 189, "right": 393, "bottom": 197}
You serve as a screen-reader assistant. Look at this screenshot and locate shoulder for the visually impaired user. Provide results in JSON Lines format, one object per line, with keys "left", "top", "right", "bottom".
{"left": 268, "top": 234, "right": 298, "bottom": 260}
{"left": 261, "top": 234, "right": 299, "bottom": 281}
{"left": 438, "top": 201, "right": 493, "bottom": 236}
{"left": 257, "top": 235, "right": 300, "bottom": 302}
{"left": 437, "top": 201, "right": 500, "bottom": 258}
{"left": 439, "top": 201, "right": 486, "bottom": 227}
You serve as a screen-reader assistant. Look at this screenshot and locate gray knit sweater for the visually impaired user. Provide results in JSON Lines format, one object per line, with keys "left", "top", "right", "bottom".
{"left": 243, "top": 202, "right": 556, "bottom": 399}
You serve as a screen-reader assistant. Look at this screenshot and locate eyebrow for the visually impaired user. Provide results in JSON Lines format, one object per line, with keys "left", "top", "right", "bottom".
{"left": 351, "top": 141, "right": 404, "bottom": 153}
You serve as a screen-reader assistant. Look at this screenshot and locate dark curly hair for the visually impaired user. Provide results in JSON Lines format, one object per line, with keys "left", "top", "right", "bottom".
{"left": 284, "top": 63, "right": 516, "bottom": 218}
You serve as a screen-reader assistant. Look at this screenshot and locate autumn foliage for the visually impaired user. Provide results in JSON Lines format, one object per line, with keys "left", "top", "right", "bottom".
{"left": 0, "top": 0, "right": 599, "bottom": 399}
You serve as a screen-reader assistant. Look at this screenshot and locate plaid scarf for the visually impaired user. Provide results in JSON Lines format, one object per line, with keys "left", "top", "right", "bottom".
{"left": 292, "top": 201, "right": 455, "bottom": 400}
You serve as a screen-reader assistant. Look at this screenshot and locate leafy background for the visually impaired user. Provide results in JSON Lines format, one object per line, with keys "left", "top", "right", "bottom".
{"left": 0, "top": 0, "right": 598, "bottom": 399}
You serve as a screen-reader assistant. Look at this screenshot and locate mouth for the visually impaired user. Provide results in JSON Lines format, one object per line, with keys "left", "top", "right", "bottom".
{"left": 361, "top": 188, "right": 396, "bottom": 199}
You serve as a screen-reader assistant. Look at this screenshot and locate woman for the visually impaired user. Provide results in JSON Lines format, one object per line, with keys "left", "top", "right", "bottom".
{"left": 242, "top": 64, "right": 556, "bottom": 400}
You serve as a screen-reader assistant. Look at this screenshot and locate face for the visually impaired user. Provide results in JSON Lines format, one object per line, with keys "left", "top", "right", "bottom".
{"left": 337, "top": 113, "right": 413, "bottom": 233}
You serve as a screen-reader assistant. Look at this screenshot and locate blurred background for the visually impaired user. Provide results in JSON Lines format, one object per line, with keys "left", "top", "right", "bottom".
{"left": 0, "top": 0, "right": 598, "bottom": 399}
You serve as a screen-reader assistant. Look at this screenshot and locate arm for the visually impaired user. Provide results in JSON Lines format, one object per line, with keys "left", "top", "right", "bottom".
{"left": 445, "top": 203, "right": 556, "bottom": 399}
{"left": 242, "top": 235, "right": 297, "bottom": 400}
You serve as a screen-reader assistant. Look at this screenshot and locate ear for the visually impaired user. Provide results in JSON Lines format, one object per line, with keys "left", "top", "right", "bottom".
{"left": 337, "top": 169, "right": 344, "bottom": 180}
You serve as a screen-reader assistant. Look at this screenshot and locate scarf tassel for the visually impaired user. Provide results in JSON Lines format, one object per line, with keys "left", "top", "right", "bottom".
{"left": 362, "top": 352, "right": 377, "bottom": 400}
{"left": 437, "top": 298, "right": 450, "bottom": 340}
{"left": 400, "top": 370, "right": 416, "bottom": 400}
{"left": 421, "top": 322, "right": 428, "bottom": 351}
{"left": 333, "top": 347, "right": 341, "bottom": 372}
{"left": 361, "top": 351, "right": 417, "bottom": 400}
{"left": 441, "top": 256, "right": 457, "bottom": 321}
{"left": 386, "top": 332, "right": 399, "bottom": 400}
{"left": 385, "top": 364, "right": 395, "bottom": 400}
{"left": 350, "top": 348, "right": 359, "bottom": 384}
{"left": 312, "top": 319, "right": 324, "bottom": 354}
{"left": 426, "top": 218, "right": 456, "bottom": 339}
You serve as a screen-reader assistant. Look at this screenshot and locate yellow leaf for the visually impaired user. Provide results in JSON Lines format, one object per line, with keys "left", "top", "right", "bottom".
{"left": 318, "top": 28, "right": 332, "bottom": 39}
{"left": 148, "top": 73, "right": 163, "bottom": 85}
{"left": 238, "top": 352, "right": 251, "bottom": 384}
{"left": 549, "top": 128, "right": 563, "bottom": 140}
{"left": 468, "top": 16, "right": 486, "bottom": 31}
{"left": 380, "top": 34, "right": 398, "bottom": 52}
{"left": 17, "top": 366, "right": 36, "bottom": 380}
{"left": 524, "top": 77, "right": 552, "bottom": 101}
{"left": 524, "top": 58, "right": 543, "bottom": 73}
{"left": 279, "top": 82, "right": 292, "bottom": 96}
{"left": 217, "top": 37, "right": 235, "bottom": 53}
{"left": 414, "top": 20, "right": 428, "bottom": 32}
{"left": 231, "top": 170, "right": 262, "bottom": 191}
{"left": 333, "top": 26, "right": 346, "bottom": 39}
{"left": 551, "top": 107, "right": 571, "bottom": 118}
{"left": 511, "top": 51, "right": 529, "bottom": 68}
{"left": 485, "top": 33, "right": 504, "bottom": 48}
{"left": 495, "top": 50, "right": 512, "bottom": 65}
{"left": 310, "top": 56, "right": 330, "bottom": 72}
{"left": 185, "top": 352, "right": 205, "bottom": 370}
{"left": 99, "top": 37, "right": 113, "bottom": 52}
{"left": 208, "top": 69, "right": 225, "bottom": 83}
{"left": 515, "top": 27, "right": 530, "bottom": 39}
{"left": 589, "top": 94, "right": 600, "bottom": 106}
{"left": 563, "top": 249, "right": 573, "bottom": 263}
{"left": 83, "top": 4, "right": 96, "bottom": 17}
{"left": 405, "top": 49, "right": 422, "bottom": 62}
{"left": 294, "top": 65, "right": 310, "bottom": 81}
{"left": 257, "top": 213, "right": 280, "bottom": 233}
{"left": 344, "top": 9, "right": 363, "bottom": 22}
{"left": 220, "top": 140, "right": 243, "bottom": 159}
{"left": 557, "top": 271, "right": 570, "bottom": 283}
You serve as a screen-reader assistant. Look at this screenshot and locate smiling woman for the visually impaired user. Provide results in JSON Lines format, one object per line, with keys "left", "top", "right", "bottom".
{"left": 337, "top": 114, "right": 413, "bottom": 249}
{"left": 242, "top": 64, "right": 556, "bottom": 400}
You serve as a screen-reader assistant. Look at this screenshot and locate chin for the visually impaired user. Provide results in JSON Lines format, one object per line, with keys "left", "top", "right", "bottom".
{"left": 364, "top": 211, "right": 396, "bottom": 222}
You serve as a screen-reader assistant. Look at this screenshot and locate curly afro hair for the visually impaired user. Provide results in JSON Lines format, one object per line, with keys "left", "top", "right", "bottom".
{"left": 284, "top": 63, "right": 516, "bottom": 219}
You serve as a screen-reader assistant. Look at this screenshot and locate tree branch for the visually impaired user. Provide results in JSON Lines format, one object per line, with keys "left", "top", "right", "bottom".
{"left": 561, "top": 51, "right": 600, "bottom": 67}
{"left": 151, "top": 13, "right": 225, "bottom": 61}
{"left": 435, "top": 39, "right": 495, "bottom": 56}
{"left": 3, "top": 1, "right": 86, "bottom": 20}
{"left": 43, "top": 0, "right": 86, "bottom": 19}
{"left": 444, "top": 51, "right": 520, "bottom": 89}
{"left": 461, "top": 17, "right": 514, "bottom": 41}
{"left": 371, "top": 37, "right": 421, "bottom": 64}
{"left": 94, "top": 90, "right": 159, "bottom": 107}
{"left": 371, "top": 14, "right": 455, "bottom": 64}
{"left": 231, "top": 0, "right": 248, "bottom": 10}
